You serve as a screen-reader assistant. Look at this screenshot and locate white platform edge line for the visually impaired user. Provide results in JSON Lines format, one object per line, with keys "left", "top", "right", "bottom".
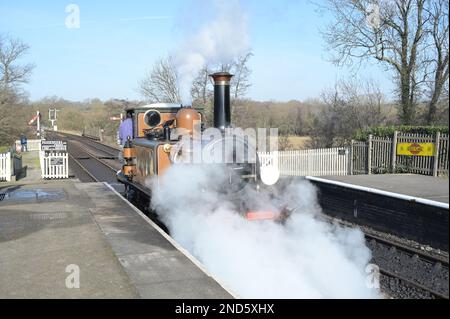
{"left": 104, "top": 182, "right": 240, "bottom": 299}
{"left": 306, "top": 176, "right": 449, "bottom": 210}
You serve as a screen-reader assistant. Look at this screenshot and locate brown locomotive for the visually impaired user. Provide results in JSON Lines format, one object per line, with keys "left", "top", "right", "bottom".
{"left": 117, "top": 72, "right": 284, "bottom": 221}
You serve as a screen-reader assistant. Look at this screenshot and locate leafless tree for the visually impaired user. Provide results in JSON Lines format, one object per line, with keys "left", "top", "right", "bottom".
{"left": 0, "top": 35, "right": 35, "bottom": 90}
{"left": 191, "top": 66, "right": 212, "bottom": 105}
{"left": 322, "top": 0, "right": 449, "bottom": 125}
{"left": 230, "top": 52, "right": 253, "bottom": 100}
{"left": 425, "top": 0, "right": 449, "bottom": 124}
{"left": 0, "top": 35, "right": 34, "bottom": 145}
{"left": 191, "top": 52, "right": 254, "bottom": 104}
{"left": 310, "top": 79, "right": 390, "bottom": 147}
{"left": 139, "top": 57, "right": 180, "bottom": 103}
{"left": 140, "top": 52, "right": 252, "bottom": 108}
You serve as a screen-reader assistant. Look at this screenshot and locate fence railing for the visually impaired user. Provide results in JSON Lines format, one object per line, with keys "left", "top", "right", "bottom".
{"left": 82, "top": 127, "right": 103, "bottom": 141}
{"left": 260, "top": 132, "right": 448, "bottom": 178}
{"left": 15, "top": 139, "right": 42, "bottom": 152}
{"left": 0, "top": 152, "right": 12, "bottom": 182}
{"left": 352, "top": 141, "right": 368, "bottom": 175}
{"left": 259, "top": 148, "right": 350, "bottom": 177}
{"left": 39, "top": 151, "right": 69, "bottom": 179}
{"left": 351, "top": 132, "right": 448, "bottom": 177}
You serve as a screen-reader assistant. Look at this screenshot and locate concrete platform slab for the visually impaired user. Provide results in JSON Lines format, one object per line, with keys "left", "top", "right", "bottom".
{"left": 0, "top": 180, "right": 234, "bottom": 299}
{"left": 313, "top": 174, "right": 449, "bottom": 204}
{"left": 306, "top": 174, "right": 449, "bottom": 250}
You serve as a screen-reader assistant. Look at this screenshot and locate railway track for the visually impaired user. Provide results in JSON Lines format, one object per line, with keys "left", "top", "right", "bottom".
{"left": 365, "top": 232, "right": 449, "bottom": 268}
{"left": 367, "top": 233, "right": 449, "bottom": 299}
{"left": 326, "top": 215, "right": 449, "bottom": 299}
{"left": 46, "top": 131, "right": 121, "bottom": 184}
{"left": 380, "top": 268, "right": 448, "bottom": 299}
{"left": 58, "top": 131, "right": 120, "bottom": 158}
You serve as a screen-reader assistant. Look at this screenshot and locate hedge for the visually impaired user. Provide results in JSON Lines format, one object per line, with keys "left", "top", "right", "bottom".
{"left": 354, "top": 126, "right": 449, "bottom": 141}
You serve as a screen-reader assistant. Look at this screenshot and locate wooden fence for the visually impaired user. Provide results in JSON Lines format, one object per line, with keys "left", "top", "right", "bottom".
{"left": 259, "top": 148, "right": 350, "bottom": 177}
{"left": 0, "top": 152, "right": 12, "bottom": 182}
{"left": 39, "top": 151, "right": 69, "bottom": 179}
{"left": 351, "top": 132, "right": 448, "bottom": 177}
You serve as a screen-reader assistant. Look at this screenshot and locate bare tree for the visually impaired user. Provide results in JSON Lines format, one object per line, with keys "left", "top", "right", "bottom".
{"left": 322, "top": 0, "right": 448, "bottom": 125}
{"left": 0, "top": 35, "right": 35, "bottom": 90}
{"left": 310, "top": 78, "right": 390, "bottom": 147}
{"left": 140, "top": 52, "right": 252, "bottom": 107}
{"left": 139, "top": 57, "right": 180, "bottom": 103}
{"left": 192, "top": 52, "right": 253, "bottom": 103}
{"left": 425, "top": 0, "right": 449, "bottom": 124}
{"left": 230, "top": 52, "right": 253, "bottom": 100}
{"left": 217, "top": 53, "right": 253, "bottom": 100}
{"left": 191, "top": 66, "right": 212, "bottom": 105}
{"left": 0, "top": 35, "right": 34, "bottom": 145}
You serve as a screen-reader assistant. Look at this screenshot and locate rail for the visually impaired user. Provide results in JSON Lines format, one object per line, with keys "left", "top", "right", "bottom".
{"left": 46, "top": 131, "right": 119, "bottom": 182}
{"left": 325, "top": 214, "right": 449, "bottom": 299}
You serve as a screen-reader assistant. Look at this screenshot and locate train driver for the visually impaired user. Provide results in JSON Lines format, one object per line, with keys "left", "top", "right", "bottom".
{"left": 119, "top": 112, "right": 133, "bottom": 146}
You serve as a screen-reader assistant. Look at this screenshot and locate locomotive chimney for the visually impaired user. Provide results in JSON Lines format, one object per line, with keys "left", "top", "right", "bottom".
{"left": 210, "top": 72, "right": 233, "bottom": 131}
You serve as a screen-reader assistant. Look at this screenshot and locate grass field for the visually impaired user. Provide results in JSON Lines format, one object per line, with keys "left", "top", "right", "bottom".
{"left": 288, "top": 136, "right": 311, "bottom": 150}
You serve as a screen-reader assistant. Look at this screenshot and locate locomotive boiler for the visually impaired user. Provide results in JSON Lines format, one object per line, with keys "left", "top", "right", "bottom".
{"left": 117, "top": 72, "right": 283, "bottom": 221}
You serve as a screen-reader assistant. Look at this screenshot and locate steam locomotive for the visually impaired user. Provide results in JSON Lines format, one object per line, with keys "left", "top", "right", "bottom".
{"left": 117, "top": 72, "right": 284, "bottom": 221}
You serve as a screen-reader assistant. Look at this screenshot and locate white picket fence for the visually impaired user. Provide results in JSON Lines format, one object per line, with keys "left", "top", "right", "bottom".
{"left": 259, "top": 148, "right": 350, "bottom": 177}
{"left": 15, "top": 139, "right": 42, "bottom": 152}
{"left": 0, "top": 152, "right": 12, "bottom": 182}
{"left": 39, "top": 151, "right": 69, "bottom": 179}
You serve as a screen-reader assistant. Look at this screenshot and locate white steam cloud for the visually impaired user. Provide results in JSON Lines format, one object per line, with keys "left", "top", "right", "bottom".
{"left": 150, "top": 165, "right": 380, "bottom": 299}
{"left": 173, "top": 0, "right": 250, "bottom": 105}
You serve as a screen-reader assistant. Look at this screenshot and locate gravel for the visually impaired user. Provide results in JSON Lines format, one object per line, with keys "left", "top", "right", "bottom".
{"left": 322, "top": 215, "right": 449, "bottom": 299}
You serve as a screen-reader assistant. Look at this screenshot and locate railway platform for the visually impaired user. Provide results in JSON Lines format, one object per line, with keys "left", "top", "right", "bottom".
{"left": 0, "top": 170, "right": 234, "bottom": 298}
{"left": 309, "top": 174, "right": 449, "bottom": 204}
{"left": 306, "top": 174, "right": 449, "bottom": 251}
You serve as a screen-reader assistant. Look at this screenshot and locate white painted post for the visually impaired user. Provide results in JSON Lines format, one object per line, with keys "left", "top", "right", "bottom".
{"left": 39, "top": 151, "right": 45, "bottom": 178}
{"left": 433, "top": 132, "right": 441, "bottom": 177}
{"left": 391, "top": 131, "right": 398, "bottom": 173}
{"left": 6, "top": 152, "right": 12, "bottom": 182}
{"left": 65, "top": 152, "right": 69, "bottom": 178}
{"left": 37, "top": 111, "right": 41, "bottom": 138}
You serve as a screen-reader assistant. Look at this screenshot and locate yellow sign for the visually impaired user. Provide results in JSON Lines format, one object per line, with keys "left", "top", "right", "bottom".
{"left": 397, "top": 143, "right": 436, "bottom": 157}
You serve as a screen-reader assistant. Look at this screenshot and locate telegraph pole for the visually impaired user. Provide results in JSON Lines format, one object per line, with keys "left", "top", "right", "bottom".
{"left": 37, "top": 111, "right": 41, "bottom": 138}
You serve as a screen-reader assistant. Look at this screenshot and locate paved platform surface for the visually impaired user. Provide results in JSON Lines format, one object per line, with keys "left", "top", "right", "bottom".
{"left": 15, "top": 151, "right": 43, "bottom": 183}
{"left": 0, "top": 181, "right": 233, "bottom": 299}
{"left": 317, "top": 174, "right": 449, "bottom": 204}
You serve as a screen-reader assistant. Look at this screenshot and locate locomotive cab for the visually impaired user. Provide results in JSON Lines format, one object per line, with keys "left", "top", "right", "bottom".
{"left": 119, "top": 104, "right": 203, "bottom": 183}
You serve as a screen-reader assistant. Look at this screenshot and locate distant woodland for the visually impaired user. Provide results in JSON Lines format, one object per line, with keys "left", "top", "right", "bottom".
{"left": 1, "top": 0, "right": 449, "bottom": 149}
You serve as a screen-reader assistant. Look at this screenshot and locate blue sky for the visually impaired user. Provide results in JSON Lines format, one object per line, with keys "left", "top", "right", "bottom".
{"left": 0, "top": 0, "right": 394, "bottom": 102}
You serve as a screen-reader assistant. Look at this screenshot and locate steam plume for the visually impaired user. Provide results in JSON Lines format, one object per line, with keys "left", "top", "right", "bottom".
{"left": 173, "top": 0, "right": 250, "bottom": 105}
{"left": 150, "top": 165, "right": 380, "bottom": 299}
